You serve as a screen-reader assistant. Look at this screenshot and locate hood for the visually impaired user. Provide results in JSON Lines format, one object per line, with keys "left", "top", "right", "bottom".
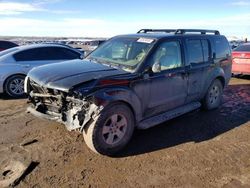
{"left": 28, "top": 59, "right": 128, "bottom": 91}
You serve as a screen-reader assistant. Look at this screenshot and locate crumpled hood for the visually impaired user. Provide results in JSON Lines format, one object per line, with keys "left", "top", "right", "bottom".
{"left": 27, "top": 59, "right": 128, "bottom": 91}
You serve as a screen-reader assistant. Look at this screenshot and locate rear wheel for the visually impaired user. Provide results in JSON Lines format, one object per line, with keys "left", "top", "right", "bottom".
{"left": 83, "top": 103, "right": 135, "bottom": 156}
{"left": 202, "top": 79, "right": 223, "bottom": 110}
{"left": 4, "top": 75, "right": 26, "bottom": 98}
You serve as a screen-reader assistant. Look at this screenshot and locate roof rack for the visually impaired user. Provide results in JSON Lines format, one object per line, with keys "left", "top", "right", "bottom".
{"left": 137, "top": 29, "right": 177, "bottom": 34}
{"left": 137, "top": 29, "right": 220, "bottom": 35}
{"left": 175, "top": 29, "right": 220, "bottom": 35}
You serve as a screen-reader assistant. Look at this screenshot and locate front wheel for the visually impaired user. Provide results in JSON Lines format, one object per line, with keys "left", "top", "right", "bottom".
{"left": 202, "top": 79, "right": 223, "bottom": 110}
{"left": 4, "top": 75, "right": 26, "bottom": 98}
{"left": 83, "top": 103, "right": 135, "bottom": 156}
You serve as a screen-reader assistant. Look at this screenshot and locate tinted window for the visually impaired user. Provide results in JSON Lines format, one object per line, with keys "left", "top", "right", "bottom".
{"left": 187, "top": 40, "right": 203, "bottom": 64}
{"left": 215, "top": 37, "right": 230, "bottom": 59}
{"left": 0, "top": 41, "right": 18, "bottom": 49}
{"left": 14, "top": 49, "right": 41, "bottom": 61}
{"left": 234, "top": 44, "right": 250, "bottom": 52}
{"left": 153, "top": 41, "right": 182, "bottom": 70}
{"left": 47, "top": 47, "right": 80, "bottom": 60}
{"left": 14, "top": 47, "right": 80, "bottom": 61}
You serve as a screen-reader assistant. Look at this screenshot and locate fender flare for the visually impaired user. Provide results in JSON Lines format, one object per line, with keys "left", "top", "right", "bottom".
{"left": 92, "top": 87, "right": 143, "bottom": 123}
{"left": 201, "top": 67, "right": 225, "bottom": 98}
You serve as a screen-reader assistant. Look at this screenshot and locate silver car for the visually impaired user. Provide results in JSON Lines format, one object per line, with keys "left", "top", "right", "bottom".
{"left": 0, "top": 44, "right": 82, "bottom": 98}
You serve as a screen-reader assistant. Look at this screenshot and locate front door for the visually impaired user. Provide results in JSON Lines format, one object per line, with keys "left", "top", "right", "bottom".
{"left": 145, "top": 40, "right": 188, "bottom": 117}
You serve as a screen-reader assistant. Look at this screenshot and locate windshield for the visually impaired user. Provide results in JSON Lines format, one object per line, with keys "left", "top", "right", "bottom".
{"left": 87, "top": 36, "right": 155, "bottom": 72}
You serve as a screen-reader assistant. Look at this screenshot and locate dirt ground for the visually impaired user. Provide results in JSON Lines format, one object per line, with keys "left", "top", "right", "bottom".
{"left": 0, "top": 77, "right": 249, "bottom": 188}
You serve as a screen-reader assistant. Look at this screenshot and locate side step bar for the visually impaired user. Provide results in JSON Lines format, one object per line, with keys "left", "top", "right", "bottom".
{"left": 138, "top": 102, "right": 201, "bottom": 129}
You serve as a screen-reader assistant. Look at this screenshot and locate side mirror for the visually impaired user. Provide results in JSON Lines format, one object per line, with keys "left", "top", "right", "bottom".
{"left": 152, "top": 62, "right": 161, "bottom": 73}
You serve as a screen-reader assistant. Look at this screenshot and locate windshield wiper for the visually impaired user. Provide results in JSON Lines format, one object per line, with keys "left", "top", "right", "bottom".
{"left": 87, "top": 56, "right": 98, "bottom": 62}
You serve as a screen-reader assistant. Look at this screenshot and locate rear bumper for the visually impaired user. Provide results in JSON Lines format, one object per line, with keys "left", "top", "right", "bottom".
{"left": 232, "top": 63, "right": 250, "bottom": 75}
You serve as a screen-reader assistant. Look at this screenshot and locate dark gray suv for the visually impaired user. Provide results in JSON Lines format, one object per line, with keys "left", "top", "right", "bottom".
{"left": 25, "top": 29, "right": 232, "bottom": 155}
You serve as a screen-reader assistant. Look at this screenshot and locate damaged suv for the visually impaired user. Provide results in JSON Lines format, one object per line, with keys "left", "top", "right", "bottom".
{"left": 25, "top": 29, "right": 232, "bottom": 155}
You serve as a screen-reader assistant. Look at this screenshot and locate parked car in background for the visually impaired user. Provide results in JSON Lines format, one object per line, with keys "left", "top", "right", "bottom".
{"left": 0, "top": 43, "right": 83, "bottom": 98}
{"left": 87, "top": 40, "right": 106, "bottom": 52}
{"left": 0, "top": 40, "right": 18, "bottom": 52}
{"left": 41, "top": 42, "right": 85, "bottom": 56}
{"left": 25, "top": 29, "right": 232, "bottom": 155}
{"left": 232, "top": 43, "right": 250, "bottom": 75}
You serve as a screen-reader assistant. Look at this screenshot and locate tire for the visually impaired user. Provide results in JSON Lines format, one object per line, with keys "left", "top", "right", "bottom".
{"left": 83, "top": 103, "right": 135, "bottom": 156}
{"left": 202, "top": 79, "right": 223, "bottom": 110}
{"left": 4, "top": 75, "right": 26, "bottom": 98}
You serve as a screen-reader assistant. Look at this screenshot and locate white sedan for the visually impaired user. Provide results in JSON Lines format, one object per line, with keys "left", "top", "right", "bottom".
{"left": 0, "top": 43, "right": 83, "bottom": 98}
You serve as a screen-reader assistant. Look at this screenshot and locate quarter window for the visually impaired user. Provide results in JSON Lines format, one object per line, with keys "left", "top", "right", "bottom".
{"left": 215, "top": 37, "right": 230, "bottom": 59}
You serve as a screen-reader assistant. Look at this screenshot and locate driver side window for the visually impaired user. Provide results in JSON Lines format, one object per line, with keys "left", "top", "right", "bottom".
{"left": 153, "top": 41, "right": 182, "bottom": 71}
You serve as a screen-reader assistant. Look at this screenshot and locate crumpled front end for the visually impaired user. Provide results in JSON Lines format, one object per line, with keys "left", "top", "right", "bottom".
{"left": 26, "top": 77, "right": 102, "bottom": 132}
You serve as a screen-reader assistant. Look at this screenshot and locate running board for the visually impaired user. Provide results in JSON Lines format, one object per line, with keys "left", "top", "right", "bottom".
{"left": 138, "top": 102, "right": 201, "bottom": 129}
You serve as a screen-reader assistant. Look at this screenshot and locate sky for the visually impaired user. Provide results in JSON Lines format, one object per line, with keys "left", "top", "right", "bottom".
{"left": 0, "top": 0, "right": 250, "bottom": 38}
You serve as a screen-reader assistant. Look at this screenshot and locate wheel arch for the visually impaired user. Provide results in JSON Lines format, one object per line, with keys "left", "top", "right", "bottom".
{"left": 215, "top": 76, "right": 225, "bottom": 88}
{"left": 92, "top": 87, "right": 143, "bottom": 124}
{"left": 107, "top": 100, "right": 136, "bottom": 122}
{"left": 201, "top": 67, "right": 226, "bottom": 99}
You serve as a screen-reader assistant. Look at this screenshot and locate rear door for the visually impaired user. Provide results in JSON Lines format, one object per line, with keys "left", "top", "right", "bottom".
{"left": 184, "top": 38, "right": 212, "bottom": 102}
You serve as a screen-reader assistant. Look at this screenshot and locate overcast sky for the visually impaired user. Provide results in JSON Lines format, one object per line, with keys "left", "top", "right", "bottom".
{"left": 0, "top": 0, "right": 250, "bottom": 38}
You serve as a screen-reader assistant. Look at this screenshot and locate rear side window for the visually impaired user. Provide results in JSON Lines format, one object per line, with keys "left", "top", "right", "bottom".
{"left": 187, "top": 40, "right": 203, "bottom": 64}
{"left": 46, "top": 47, "right": 80, "bottom": 60}
{"left": 215, "top": 37, "right": 230, "bottom": 59}
{"left": 234, "top": 44, "right": 250, "bottom": 52}
{"left": 14, "top": 47, "right": 80, "bottom": 61}
{"left": 186, "top": 39, "right": 210, "bottom": 64}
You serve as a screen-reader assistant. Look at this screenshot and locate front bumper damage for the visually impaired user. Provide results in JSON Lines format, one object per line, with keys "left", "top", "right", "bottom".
{"left": 27, "top": 91, "right": 102, "bottom": 132}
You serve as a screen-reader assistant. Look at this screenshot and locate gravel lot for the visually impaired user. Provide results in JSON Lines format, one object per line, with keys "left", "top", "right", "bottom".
{"left": 0, "top": 77, "right": 249, "bottom": 188}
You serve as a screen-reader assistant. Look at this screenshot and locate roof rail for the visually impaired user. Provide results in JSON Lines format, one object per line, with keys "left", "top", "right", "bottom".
{"left": 175, "top": 29, "right": 220, "bottom": 35}
{"left": 137, "top": 29, "right": 220, "bottom": 35}
{"left": 137, "top": 29, "right": 176, "bottom": 34}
